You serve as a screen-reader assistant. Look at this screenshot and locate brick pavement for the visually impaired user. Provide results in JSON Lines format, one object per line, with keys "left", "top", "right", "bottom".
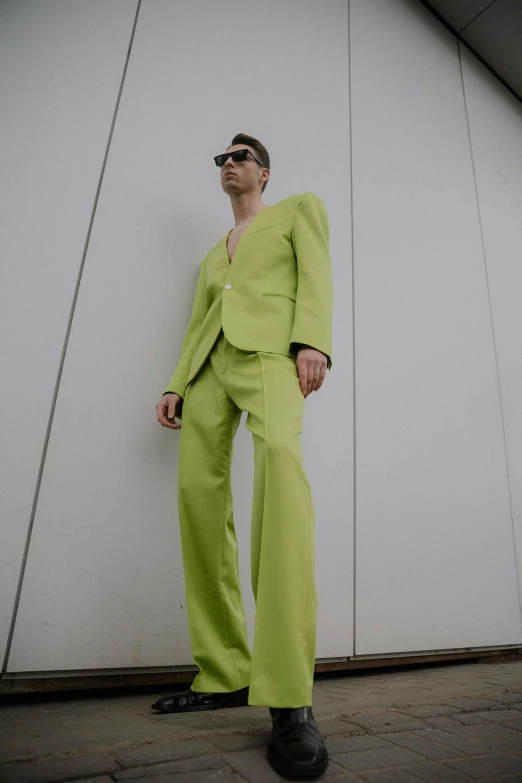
{"left": 1, "top": 659, "right": 522, "bottom": 782}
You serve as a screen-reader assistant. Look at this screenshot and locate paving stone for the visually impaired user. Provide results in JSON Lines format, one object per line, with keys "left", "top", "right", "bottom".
{"left": 0, "top": 705, "right": 39, "bottom": 719}
{"left": 111, "top": 738, "right": 218, "bottom": 767}
{"left": 304, "top": 760, "right": 369, "bottom": 783}
{"left": 110, "top": 769, "right": 237, "bottom": 783}
{"left": 0, "top": 725, "right": 225, "bottom": 766}
{"left": 113, "top": 752, "right": 225, "bottom": 778}
{"left": 0, "top": 728, "right": 18, "bottom": 741}
{"left": 67, "top": 777, "right": 114, "bottom": 783}
{"left": 326, "top": 772, "right": 370, "bottom": 782}
{"left": 393, "top": 704, "right": 463, "bottom": 719}
{"left": 410, "top": 727, "right": 497, "bottom": 755}
{"left": 398, "top": 761, "right": 478, "bottom": 782}
{"left": 204, "top": 730, "right": 270, "bottom": 751}
{"left": 483, "top": 692, "right": 522, "bottom": 705}
{"left": 151, "top": 726, "right": 238, "bottom": 743}
{"left": 0, "top": 752, "right": 120, "bottom": 783}
{"left": 220, "top": 747, "right": 285, "bottom": 782}
{"left": 94, "top": 721, "right": 207, "bottom": 745}
{"left": 0, "top": 729, "right": 110, "bottom": 764}
{"left": 323, "top": 696, "right": 385, "bottom": 710}
{"left": 149, "top": 714, "right": 231, "bottom": 731}
{"left": 472, "top": 708, "right": 522, "bottom": 730}
{"left": 321, "top": 719, "right": 367, "bottom": 736}
{"left": 358, "top": 769, "right": 428, "bottom": 783}
{"left": 444, "top": 752, "right": 522, "bottom": 778}
{"left": 4, "top": 716, "right": 90, "bottom": 730}
{"left": 333, "top": 746, "right": 427, "bottom": 772}
{"left": 220, "top": 746, "right": 362, "bottom": 782}
{"left": 327, "top": 734, "right": 394, "bottom": 755}
{"left": 370, "top": 721, "right": 434, "bottom": 734}
{"left": 439, "top": 721, "right": 520, "bottom": 739}
{"left": 469, "top": 733, "right": 522, "bottom": 753}
{"left": 422, "top": 716, "right": 466, "bottom": 729}
{"left": 65, "top": 778, "right": 114, "bottom": 783}
{"left": 449, "top": 714, "right": 489, "bottom": 725}
{"left": 378, "top": 730, "right": 469, "bottom": 761}
{"left": 343, "top": 712, "right": 428, "bottom": 732}
{"left": 66, "top": 698, "right": 135, "bottom": 711}
{"left": 439, "top": 696, "right": 508, "bottom": 712}
{"left": 492, "top": 691, "right": 522, "bottom": 702}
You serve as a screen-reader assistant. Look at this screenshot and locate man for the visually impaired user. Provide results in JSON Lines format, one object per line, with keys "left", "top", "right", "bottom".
{"left": 153, "top": 133, "right": 333, "bottom": 779}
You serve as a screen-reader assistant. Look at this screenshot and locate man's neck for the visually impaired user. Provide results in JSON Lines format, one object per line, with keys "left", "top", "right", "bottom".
{"left": 229, "top": 192, "right": 268, "bottom": 227}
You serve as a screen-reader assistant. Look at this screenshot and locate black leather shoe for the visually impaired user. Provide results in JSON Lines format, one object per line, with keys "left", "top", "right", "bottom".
{"left": 151, "top": 685, "right": 249, "bottom": 713}
{"left": 267, "top": 706, "right": 328, "bottom": 778}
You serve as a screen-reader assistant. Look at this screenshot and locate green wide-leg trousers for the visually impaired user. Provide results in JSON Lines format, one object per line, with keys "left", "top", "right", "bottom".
{"left": 177, "top": 328, "right": 317, "bottom": 708}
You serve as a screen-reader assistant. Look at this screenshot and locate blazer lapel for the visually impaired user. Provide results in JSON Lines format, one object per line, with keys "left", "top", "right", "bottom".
{"left": 222, "top": 202, "right": 287, "bottom": 267}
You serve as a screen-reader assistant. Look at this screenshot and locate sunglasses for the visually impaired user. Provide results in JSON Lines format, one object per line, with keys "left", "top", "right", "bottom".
{"left": 214, "top": 148, "right": 266, "bottom": 168}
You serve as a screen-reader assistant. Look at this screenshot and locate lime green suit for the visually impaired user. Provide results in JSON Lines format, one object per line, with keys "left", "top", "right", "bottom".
{"left": 164, "top": 192, "right": 333, "bottom": 707}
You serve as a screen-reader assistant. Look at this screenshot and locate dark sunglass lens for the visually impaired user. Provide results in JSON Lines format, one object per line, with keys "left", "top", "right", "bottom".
{"left": 215, "top": 149, "right": 249, "bottom": 167}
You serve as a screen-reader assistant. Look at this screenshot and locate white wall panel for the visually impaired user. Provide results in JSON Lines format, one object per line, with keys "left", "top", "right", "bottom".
{"left": 461, "top": 45, "right": 522, "bottom": 622}
{"left": 7, "top": 0, "right": 352, "bottom": 672}
{"left": 350, "top": 0, "right": 521, "bottom": 655}
{"left": 0, "top": 0, "right": 138, "bottom": 667}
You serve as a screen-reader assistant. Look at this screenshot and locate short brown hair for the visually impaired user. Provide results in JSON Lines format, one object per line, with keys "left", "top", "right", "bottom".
{"left": 228, "top": 133, "right": 270, "bottom": 193}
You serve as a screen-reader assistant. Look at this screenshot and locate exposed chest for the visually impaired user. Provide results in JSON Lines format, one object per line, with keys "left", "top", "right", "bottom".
{"left": 226, "top": 221, "right": 253, "bottom": 264}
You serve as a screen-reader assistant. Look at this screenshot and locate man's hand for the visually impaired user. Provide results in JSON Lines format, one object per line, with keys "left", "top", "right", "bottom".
{"left": 157, "top": 393, "right": 183, "bottom": 430}
{"left": 296, "top": 346, "right": 327, "bottom": 397}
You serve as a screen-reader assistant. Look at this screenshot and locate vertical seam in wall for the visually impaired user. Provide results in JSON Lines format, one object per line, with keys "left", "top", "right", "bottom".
{"left": 348, "top": 0, "right": 356, "bottom": 659}
{"left": 457, "top": 39, "right": 522, "bottom": 634}
{"left": 1, "top": 0, "right": 144, "bottom": 675}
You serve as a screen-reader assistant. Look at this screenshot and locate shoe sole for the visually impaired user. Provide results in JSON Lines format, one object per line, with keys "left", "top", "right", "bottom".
{"left": 151, "top": 687, "right": 249, "bottom": 713}
{"left": 267, "top": 743, "right": 328, "bottom": 778}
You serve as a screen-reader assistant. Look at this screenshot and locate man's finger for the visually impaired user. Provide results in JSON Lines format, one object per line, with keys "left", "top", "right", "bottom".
{"left": 311, "top": 362, "right": 323, "bottom": 392}
{"left": 298, "top": 363, "right": 308, "bottom": 397}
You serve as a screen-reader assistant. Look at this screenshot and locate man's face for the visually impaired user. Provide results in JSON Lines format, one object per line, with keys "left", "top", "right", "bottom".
{"left": 219, "top": 144, "right": 269, "bottom": 195}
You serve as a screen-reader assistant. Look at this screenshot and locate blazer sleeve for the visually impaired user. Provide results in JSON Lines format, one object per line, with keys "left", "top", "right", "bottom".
{"left": 289, "top": 192, "right": 333, "bottom": 371}
{"left": 163, "top": 261, "right": 208, "bottom": 402}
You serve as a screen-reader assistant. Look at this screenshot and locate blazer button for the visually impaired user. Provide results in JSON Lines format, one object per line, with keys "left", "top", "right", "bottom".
{"left": 225, "top": 284, "right": 232, "bottom": 289}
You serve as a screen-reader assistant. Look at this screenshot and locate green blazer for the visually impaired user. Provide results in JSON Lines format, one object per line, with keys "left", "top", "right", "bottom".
{"left": 164, "top": 191, "right": 333, "bottom": 410}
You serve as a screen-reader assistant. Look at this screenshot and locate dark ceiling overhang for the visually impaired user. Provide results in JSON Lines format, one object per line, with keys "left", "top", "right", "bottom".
{"left": 420, "top": 0, "right": 522, "bottom": 102}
